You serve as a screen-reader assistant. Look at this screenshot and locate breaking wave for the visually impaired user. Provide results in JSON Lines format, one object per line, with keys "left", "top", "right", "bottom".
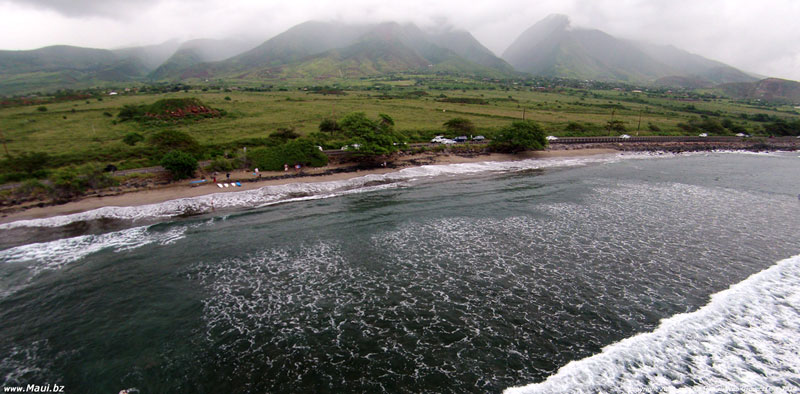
{"left": 505, "top": 254, "right": 800, "bottom": 394}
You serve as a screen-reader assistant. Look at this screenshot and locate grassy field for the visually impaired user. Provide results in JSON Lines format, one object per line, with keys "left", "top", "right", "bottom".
{"left": 1, "top": 82, "right": 798, "bottom": 175}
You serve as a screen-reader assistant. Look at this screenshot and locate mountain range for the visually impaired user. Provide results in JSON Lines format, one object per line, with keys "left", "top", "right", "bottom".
{"left": 502, "top": 14, "right": 757, "bottom": 86}
{"left": 0, "top": 15, "right": 790, "bottom": 99}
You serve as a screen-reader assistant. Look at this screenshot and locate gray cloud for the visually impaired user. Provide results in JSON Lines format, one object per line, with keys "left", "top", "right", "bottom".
{"left": 0, "top": 0, "right": 798, "bottom": 80}
{"left": 1, "top": 0, "right": 161, "bottom": 18}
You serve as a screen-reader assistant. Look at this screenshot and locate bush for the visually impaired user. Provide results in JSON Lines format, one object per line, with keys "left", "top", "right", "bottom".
{"left": 9, "top": 152, "right": 50, "bottom": 173}
{"left": 206, "top": 156, "right": 234, "bottom": 172}
{"left": 269, "top": 127, "right": 300, "bottom": 141}
{"left": 123, "top": 132, "right": 145, "bottom": 146}
{"left": 319, "top": 118, "right": 340, "bottom": 134}
{"left": 49, "top": 163, "right": 118, "bottom": 200}
{"left": 148, "top": 130, "right": 201, "bottom": 155}
{"left": 37, "top": 106, "right": 47, "bottom": 112}
{"left": 490, "top": 120, "right": 547, "bottom": 153}
{"left": 160, "top": 151, "right": 198, "bottom": 180}
{"left": 248, "top": 139, "right": 328, "bottom": 171}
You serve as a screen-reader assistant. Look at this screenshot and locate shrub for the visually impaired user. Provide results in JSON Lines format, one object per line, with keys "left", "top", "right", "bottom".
{"left": 319, "top": 118, "right": 340, "bottom": 134}
{"left": 49, "top": 162, "right": 117, "bottom": 200}
{"left": 206, "top": 156, "right": 234, "bottom": 172}
{"left": 489, "top": 120, "right": 547, "bottom": 153}
{"left": 148, "top": 130, "right": 201, "bottom": 155}
{"left": 160, "top": 151, "right": 198, "bottom": 180}
{"left": 248, "top": 139, "right": 328, "bottom": 171}
{"left": 123, "top": 132, "right": 145, "bottom": 146}
{"left": 269, "top": 127, "right": 300, "bottom": 141}
{"left": 37, "top": 106, "right": 47, "bottom": 112}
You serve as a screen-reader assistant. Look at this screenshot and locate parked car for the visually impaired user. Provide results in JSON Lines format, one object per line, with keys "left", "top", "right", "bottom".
{"left": 454, "top": 136, "right": 468, "bottom": 143}
{"left": 440, "top": 139, "right": 457, "bottom": 144}
{"left": 472, "top": 135, "right": 485, "bottom": 141}
{"left": 340, "top": 144, "right": 361, "bottom": 151}
{"left": 699, "top": 133, "right": 708, "bottom": 137}
{"left": 546, "top": 136, "right": 558, "bottom": 141}
{"left": 620, "top": 134, "right": 631, "bottom": 139}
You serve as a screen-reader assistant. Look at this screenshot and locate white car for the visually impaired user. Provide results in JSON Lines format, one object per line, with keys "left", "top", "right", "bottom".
{"left": 431, "top": 136, "right": 447, "bottom": 143}
{"left": 546, "top": 136, "right": 558, "bottom": 141}
{"left": 620, "top": 134, "right": 631, "bottom": 139}
{"left": 472, "top": 135, "right": 485, "bottom": 141}
{"left": 340, "top": 144, "right": 361, "bottom": 151}
{"left": 440, "top": 139, "right": 457, "bottom": 144}
{"left": 699, "top": 133, "right": 708, "bottom": 137}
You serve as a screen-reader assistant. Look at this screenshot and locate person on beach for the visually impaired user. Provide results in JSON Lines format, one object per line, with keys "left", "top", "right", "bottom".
{"left": 226, "top": 172, "right": 230, "bottom": 181}
{"left": 255, "top": 168, "right": 261, "bottom": 179}
{"left": 212, "top": 171, "right": 217, "bottom": 183}
{"left": 284, "top": 164, "right": 289, "bottom": 172}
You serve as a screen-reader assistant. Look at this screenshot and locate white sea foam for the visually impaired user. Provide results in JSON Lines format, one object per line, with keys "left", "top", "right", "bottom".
{"left": 0, "top": 225, "right": 187, "bottom": 272}
{"left": 0, "top": 152, "right": 644, "bottom": 230}
{"left": 504, "top": 254, "right": 800, "bottom": 394}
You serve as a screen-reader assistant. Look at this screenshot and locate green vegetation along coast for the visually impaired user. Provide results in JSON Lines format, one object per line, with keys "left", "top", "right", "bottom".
{"left": 1, "top": 77, "right": 799, "bottom": 213}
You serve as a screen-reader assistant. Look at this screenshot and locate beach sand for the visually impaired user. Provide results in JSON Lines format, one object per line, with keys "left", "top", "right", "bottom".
{"left": 0, "top": 148, "right": 617, "bottom": 224}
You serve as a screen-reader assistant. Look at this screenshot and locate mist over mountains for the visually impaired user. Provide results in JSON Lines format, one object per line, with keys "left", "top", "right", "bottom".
{"left": 0, "top": 14, "right": 789, "bottom": 98}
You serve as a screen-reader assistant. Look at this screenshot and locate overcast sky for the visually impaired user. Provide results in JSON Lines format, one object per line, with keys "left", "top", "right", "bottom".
{"left": 1, "top": 0, "right": 798, "bottom": 80}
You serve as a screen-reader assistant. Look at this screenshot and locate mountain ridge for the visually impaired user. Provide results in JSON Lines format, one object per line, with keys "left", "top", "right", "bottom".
{"left": 502, "top": 14, "right": 757, "bottom": 85}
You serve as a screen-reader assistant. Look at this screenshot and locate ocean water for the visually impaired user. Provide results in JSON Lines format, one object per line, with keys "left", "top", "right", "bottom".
{"left": 1, "top": 151, "right": 799, "bottom": 393}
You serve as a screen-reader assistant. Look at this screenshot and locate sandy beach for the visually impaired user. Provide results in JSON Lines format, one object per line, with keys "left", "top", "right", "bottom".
{"left": 0, "top": 148, "right": 618, "bottom": 224}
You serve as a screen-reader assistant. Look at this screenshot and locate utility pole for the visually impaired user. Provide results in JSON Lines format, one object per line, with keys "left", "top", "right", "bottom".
{"left": 636, "top": 107, "right": 644, "bottom": 136}
{"left": 607, "top": 109, "right": 616, "bottom": 136}
{"left": 0, "top": 128, "right": 9, "bottom": 158}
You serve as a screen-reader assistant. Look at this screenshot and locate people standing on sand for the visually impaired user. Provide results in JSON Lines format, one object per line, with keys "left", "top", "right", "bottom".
{"left": 295, "top": 164, "right": 301, "bottom": 172}
{"left": 255, "top": 168, "right": 260, "bottom": 179}
{"left": 226, "top": 172, "right": 230, "bottom": 181}
{"left": 213, "top": 171, "right": 217, "bottom": 183}
{"left": 284, "top": 164, "right": 289, "bottom": 172}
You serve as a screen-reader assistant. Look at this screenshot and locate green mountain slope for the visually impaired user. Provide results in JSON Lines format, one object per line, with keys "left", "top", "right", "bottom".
{"left": 503, "top": 14, "right": 757, "bottom": 85}
{"left": 150, "top": 39, "right": 256, "bottom": 80}
{"left": 0, "top": 45, "right": 151, "bottom": 94}
{"left": 225, "top": 21, "right": 370, "bottom": 70}
{"left": 218, "top": 21, "right": 513, "bottom": 81}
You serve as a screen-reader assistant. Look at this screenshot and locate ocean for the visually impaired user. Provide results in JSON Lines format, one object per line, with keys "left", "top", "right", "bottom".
{"left": 1, "top": 151, "right": 799, "bottom": 393}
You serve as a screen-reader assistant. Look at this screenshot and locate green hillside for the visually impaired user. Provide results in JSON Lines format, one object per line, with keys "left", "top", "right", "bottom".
{"left": 503, "top": 14, "right": 757, "bottom": 85}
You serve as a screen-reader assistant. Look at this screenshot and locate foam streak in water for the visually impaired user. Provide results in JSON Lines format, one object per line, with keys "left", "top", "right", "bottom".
{"left": 0, "top": 225, "right": 187, "bottom": 271}
{"left": 505, "top": 254, "right": 800, "bottom": 394}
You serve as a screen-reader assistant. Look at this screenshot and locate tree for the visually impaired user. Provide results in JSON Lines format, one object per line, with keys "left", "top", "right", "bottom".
{"left": 337, "top": 112, "right": 405, "bottom": 157}
{"left": 338, "top": 112, "right": 377, "bottom": 137}
{"left": 443, "top": 117, "right": 476, "bottom": 134}
{"left": 319, "top": 118, "right": 340, "bottom": 134}
{"left": 489, "top": 120, "right": 547, "bottom": 153}
{"left": 248, "top": 139, "right": 328, "bottom": 171}
{"left": 606, "top": 120, "right": 626, "bottom": 134}
{"left": 269, "top": 127, "right": 300, "bottom": 141}
{"left": 160, "top": 151, "right": 198, "bottom": 180}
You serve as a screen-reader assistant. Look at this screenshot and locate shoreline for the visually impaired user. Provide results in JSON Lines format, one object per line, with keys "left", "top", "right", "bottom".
{"left": 0, "top": 148, "right": 617, "bottom": 224}
{"left": 2, "top": 138, "right": 798, "bottom": 225}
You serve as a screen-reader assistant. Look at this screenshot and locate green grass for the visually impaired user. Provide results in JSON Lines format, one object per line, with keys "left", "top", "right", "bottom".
{"left": 0, "top": 83, "right": 797, "bottom": 182}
